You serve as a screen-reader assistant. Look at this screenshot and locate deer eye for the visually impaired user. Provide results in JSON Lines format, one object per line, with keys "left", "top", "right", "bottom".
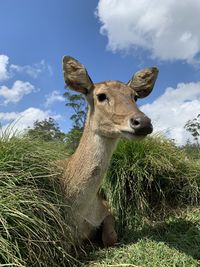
{"left": 97, "top": 93, "right": 108, "bottom": 102}
{"left": 132, "top": 94, "right": 138, "bottom": 102}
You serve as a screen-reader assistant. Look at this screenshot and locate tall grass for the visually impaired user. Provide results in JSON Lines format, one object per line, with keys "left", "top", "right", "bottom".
{"left": 0, "top": 134, "right": 199, "bottom": 266}
{"left": 102, "top": 136, "right": 200, "bottom": 233}
{"left": 0, "top": 137, "right": 80, "bottom": 267}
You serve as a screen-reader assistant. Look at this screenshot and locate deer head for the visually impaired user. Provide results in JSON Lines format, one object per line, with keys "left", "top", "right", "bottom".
{"left": 63, "top": 56, "right": 158, "bottom": 139}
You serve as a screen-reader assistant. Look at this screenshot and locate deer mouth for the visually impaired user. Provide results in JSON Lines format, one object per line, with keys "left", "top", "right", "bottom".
{"left": 121, "top": 130, "right": 148, "bottom": 139}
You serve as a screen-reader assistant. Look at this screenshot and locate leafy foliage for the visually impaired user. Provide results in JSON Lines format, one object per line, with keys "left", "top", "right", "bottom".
{"left": 185, "top": 114, "right": 200, "bottom": 143}
{"left": 64, "top": 91, "right": 87, "bottom": 151}
{"left": 26, "top": 117, "right": 66, "bottom": 142}
{"left": 65, "top": 127, "right": 83, "bottom": 153}
{"left": 64, "top": 91, "right": 87, "bottom": 129}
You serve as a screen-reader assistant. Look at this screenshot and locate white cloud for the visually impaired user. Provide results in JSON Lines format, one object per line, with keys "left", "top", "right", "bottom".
{"left": 0, "top": 54, "right": 52, "bottom": 81}
{"left": 0, "top": 55, "right": 52, "bottom": 105}
{"left": 0, "top": 80, "right": 36, "bottom": 105}
{"left": 0, "top": 107, "right": 61, "bottom": 135}
{"left": 96, "top": 0, "right": 200, "bottom": 62}
{"left": 44, "top": 90, "right": 65, "bottom": 107}
{"left": 141, "top": 82, "right": 200, "bottom": 145}
{"left": 0, "top": 55, "right": 9, "bottom": 81}
{"left": 10, "top": 60, "right": 52, "bottom": 79}
{"left": 0, "top": 111, "right": 19, "bottom": 121}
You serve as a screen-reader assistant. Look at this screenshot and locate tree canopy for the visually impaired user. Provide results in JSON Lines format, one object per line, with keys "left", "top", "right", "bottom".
{"left": 64, "top": 91, "right": 87, "bottom": 129}
{"left": 26, "top": 117, "right": 66, "bottom": 142}
{"left": 184, "top": 114, "right": 200, "bottom": 144}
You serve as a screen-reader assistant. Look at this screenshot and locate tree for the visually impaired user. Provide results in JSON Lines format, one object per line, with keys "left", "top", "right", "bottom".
{"left": 26, "top": 117, "right": 66, "bottom": 142}
{"left": 64, "top": 91, "right": 87, "bottom": 129}
{"left": 64, "top": 127, "right": 83, "bottom": 153}
{"left": 184, "top": 114, "right": 200, "bottom": 144}
{"left": 64, "top": 91, "right": 88, "bottom": 151}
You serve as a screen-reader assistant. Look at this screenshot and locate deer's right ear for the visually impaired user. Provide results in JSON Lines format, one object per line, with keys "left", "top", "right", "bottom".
{"left": 63, "top": 56, "right": 94, "bottom": 95}
{"left": 127, "top": 67, "right": 159, "bottom": 98}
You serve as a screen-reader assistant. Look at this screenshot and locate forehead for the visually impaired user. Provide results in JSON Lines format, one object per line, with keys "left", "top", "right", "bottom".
{"left": 94, "top": 81, "right": 133, "bottom": 95}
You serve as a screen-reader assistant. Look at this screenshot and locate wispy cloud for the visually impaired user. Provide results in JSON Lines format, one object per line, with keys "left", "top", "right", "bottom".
{"left": 0, "top": 54, "right": 52, "bottom": 81}
{"left": 141, "top": 81, "right": 200, "bottom": 145}
{"left": 44, "top": 90, "right": 65, "bottom": 107}
{"left": 0, "top": 107, "right": 61, "bottom": 135}
{"left": 96, "top": 0, "right": 200, "bottom": 63}
{"left": 0, "top": 55, "right": 9, "bottom": 81}
{"left": 0, "top": 55, "right": 53, "bottom": 106}
{"left": 0, "top": 80, "right": 36, "bottom": 105}
{"left": 10, "top": 60, "right": 52, "bottom": 79}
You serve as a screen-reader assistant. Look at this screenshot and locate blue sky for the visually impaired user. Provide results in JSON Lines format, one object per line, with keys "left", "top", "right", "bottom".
{"left": 0, "top": 0, "right": 200, "bottom": 144}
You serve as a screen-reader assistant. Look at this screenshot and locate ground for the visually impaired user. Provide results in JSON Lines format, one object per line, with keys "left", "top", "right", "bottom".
{"left": 84, "top": 208, "right": 200, "bottom": 267}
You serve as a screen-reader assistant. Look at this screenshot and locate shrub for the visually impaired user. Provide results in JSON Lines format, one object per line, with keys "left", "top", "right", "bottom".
{"left": 102, "top": 136, "right": 200, "bottom": 233}
{"left": 0, "top": 134, "right": 199, "bottom": 265}
{"left": 0, "top": 137, "right": 80, "bottom": 267}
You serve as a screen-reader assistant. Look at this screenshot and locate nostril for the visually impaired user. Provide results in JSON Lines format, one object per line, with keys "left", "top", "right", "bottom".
{"left": 130, "top": 117, "right": 141, "bottom": 129}
{"left": 133, "top": 119, "right": 140, "bottom": 126}
{"left": 130, "top": 115, "right": 153, "bottom": 135}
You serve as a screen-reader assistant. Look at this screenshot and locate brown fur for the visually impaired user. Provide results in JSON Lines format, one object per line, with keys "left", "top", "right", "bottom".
{"left": 58, "top": 56, "right": 158, "bottom": 246}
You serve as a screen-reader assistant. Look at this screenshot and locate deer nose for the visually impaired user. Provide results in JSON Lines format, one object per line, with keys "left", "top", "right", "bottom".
{"left": 130, "top": 115, "right": 153, "bottom": 135}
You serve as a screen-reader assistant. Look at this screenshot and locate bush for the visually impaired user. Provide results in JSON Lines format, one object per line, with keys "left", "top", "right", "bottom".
{"left": 181, "top": 142, "right": 200, "bottom": 161}
{"left": 0, "top": 134, "right": 199, "bottom": 265}
{"left": 0, "top": 137, "right": 80, "bottom": 267}
{"left": 102, "top": 136, "right": 200, "bottom": 234}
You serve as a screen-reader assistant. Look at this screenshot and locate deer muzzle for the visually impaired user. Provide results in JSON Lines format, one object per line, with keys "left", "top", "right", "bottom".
{"left": 129, "top": 115, "right": 153, "bottom": 136}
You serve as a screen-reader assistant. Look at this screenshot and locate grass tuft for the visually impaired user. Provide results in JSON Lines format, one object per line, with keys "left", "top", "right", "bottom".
{"left": 0, "top": 137, "right": 79, "bottom": 266}
{"left": 102, "top": 136, "right": 200, "bottom": 233}
{"left": 0, "top": 134, "right": 199, "bottom": 266}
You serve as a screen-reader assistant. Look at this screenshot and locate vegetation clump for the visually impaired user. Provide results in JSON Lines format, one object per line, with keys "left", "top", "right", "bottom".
{"left": 0, "top": 137, "right": 79, "bottom": 267}
{"left": 103, "top": 136, "right": 200, "bottom": 232}
{"left": 0, "top": 134, "right": 199, "bottom": 266}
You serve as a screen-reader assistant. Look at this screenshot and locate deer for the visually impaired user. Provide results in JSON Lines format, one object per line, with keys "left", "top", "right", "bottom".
{"left": 58, "top": 56, "right": 158, "bottom": 247}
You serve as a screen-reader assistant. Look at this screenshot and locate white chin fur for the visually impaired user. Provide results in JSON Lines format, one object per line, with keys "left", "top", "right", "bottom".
{"left": 120, "top": 131, "right": 147, "bottom": 140}
{"left": 121, "top": 131, "right": 136, "bottom": 140}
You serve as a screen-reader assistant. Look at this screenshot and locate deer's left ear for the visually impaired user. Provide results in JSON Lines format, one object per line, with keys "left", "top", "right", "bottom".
{"left": 63, "top": 56, "right": 94, "bottom": 95}
{"left": 127, "top": 67, "right": 159, "bottom": 98}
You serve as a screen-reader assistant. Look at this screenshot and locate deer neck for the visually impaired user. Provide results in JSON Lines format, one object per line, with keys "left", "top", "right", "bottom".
{"left": 64, "top": 120, "right": 118, "bottom": 203}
